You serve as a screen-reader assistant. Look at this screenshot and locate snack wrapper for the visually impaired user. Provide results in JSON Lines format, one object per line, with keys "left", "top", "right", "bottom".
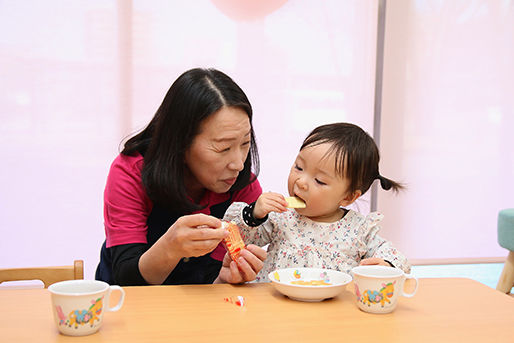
{"left": 222, "top": 221, "right": 246, "bottom": 262}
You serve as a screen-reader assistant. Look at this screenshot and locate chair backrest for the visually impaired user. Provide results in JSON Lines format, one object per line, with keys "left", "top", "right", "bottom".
{"left": 0, "top": 260, "right": 84, "bottom": 288}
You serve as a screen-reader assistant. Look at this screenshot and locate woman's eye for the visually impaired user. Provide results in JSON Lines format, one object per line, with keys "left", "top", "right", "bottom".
{"left": 241, "top": 141, "right": 250, "bottom": 148}
{"left": 295, "top": 164, "right": 303, "bottom": 171}
{"left": 315, "top": 178, "right": 326, "bottom": 185}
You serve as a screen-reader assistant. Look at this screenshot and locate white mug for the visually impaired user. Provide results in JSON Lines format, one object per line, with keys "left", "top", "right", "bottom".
{"left": 48, "top": 280, "right": 125, "bottom": 336}
{"left": 351, "top": 265, "right": 418, "bottom": 314}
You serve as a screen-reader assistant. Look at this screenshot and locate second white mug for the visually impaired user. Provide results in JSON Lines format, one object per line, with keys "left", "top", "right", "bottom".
{"left": 351, "top": 265, "right": 418, "bottom": 314}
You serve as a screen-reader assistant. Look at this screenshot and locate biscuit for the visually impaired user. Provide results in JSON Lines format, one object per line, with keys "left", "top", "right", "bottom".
{"left": 285, "top": 196, "right": 306, "bottom": 208}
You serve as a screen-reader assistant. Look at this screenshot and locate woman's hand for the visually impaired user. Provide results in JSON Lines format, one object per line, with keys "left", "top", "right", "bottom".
{"left": 215, "top": 244, "right": 267, "bottom": 284}
{"left": 139, "top": 213, "right": 228, "bottom": 285}
{"left": 253, "top": 192, "right": 287, "bottom": 219}
{"left": 359, "top": 257, "right": 391, "bottom": 267}
{"left": 164, "top": 214, "right": 228, "bottom": 258}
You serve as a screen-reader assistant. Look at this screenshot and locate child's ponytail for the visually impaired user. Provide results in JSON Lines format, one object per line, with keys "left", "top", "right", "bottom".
{"left": 376, "top": 174, "right": 404, "bottom": 193}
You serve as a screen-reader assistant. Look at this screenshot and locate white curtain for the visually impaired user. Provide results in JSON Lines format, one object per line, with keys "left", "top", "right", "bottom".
{"left": 0, "top": 0, "right": 377, "bottom": 279}
{"left": 0, "top": 1, "right": 120, "bottom": 280}
{"left": 378, "top": 0, "right": 514, "bottom": 263}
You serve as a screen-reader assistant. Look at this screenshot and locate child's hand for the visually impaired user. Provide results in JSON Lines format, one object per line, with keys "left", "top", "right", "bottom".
{"left": 253, "top": 192, "right": 288, "bottom": 219}
{"left": 359, "top": 258, "right": 391, "bottom": 267}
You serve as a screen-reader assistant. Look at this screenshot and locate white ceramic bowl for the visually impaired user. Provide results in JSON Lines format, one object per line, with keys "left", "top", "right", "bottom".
{"left": 268, "top": 267, "right": 352, "bottom": 302}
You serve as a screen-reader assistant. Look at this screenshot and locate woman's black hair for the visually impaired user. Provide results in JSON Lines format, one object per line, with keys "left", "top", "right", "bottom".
{"left": 122, "top": 68, "right": 259, "bottom": 212}
{"left": 300, "top": 122, "right": 403, "bottom": 196}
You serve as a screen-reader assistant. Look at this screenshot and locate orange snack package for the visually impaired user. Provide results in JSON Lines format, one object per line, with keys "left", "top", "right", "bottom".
{"left": 222, "top": 221, "right": 246, "bottom": 262}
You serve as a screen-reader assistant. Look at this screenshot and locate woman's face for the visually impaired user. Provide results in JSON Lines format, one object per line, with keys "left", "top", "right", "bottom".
{"left": 185, "top": 106, "right": 251, "bottom": 199}
{"left": 287, "top": 143, "right": 360, "bottom": 222}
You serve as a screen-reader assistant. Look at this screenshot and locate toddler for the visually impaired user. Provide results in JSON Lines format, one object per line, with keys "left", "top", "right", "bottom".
{"left": 223, "top": 122, "right": 410, "bottom": 282}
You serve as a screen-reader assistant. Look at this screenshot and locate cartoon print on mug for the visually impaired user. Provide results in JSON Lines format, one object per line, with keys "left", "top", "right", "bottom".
{"left": 354, "top": 282, "right": 396, "bottom": 307}
{"left": 55, "top": 296, "right": 104, "bottom": 329}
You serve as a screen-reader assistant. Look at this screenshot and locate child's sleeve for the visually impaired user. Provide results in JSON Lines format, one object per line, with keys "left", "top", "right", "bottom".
{"left": 223, "top": 202, "right": 274, "bottom": 248}
{"left": 360, "top": 212, "right": 411, "bottom": 273}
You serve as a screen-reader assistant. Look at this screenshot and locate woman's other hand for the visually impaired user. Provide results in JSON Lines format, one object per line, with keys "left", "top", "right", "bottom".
{"left": 215, "top": 244, "right": 267, "bottom": 284}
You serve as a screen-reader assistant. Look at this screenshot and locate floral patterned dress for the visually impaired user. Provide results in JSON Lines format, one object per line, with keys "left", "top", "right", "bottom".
{"left": 224, "top": 203, "right": 411, "bottom": 282}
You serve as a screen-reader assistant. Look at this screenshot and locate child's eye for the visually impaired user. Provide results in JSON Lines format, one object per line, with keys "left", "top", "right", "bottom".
{"left": 315, "top": 178, "right": 326, "bottom": 185}
{"left": 295, "top": 164, "right": 303, "bottom": 171}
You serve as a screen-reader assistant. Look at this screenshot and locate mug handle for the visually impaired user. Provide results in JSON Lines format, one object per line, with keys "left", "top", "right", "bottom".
{"left": 106, "top": 285, "right": 125, "bottom": 312}
{"left": 402, "top": 274, "right": 418, "bottom": 297}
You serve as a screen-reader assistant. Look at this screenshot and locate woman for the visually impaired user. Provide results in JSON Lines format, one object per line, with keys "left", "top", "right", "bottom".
{"left": 95, "top": 68, "right": 267, "bottom": 285}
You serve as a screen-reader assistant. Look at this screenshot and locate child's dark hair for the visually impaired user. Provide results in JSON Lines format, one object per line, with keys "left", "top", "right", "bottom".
{"left": 300, "top": 122, "right": 403, "bottom": 195}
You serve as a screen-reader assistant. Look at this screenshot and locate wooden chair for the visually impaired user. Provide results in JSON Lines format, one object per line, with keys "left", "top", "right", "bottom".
{"left": 0, "top": 260, "right": 84, "bottom": 288}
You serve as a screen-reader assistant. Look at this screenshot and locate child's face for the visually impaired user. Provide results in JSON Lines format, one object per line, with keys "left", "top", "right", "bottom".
{"left": 287, "top": 143, "right": 359, "bottom": 222}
